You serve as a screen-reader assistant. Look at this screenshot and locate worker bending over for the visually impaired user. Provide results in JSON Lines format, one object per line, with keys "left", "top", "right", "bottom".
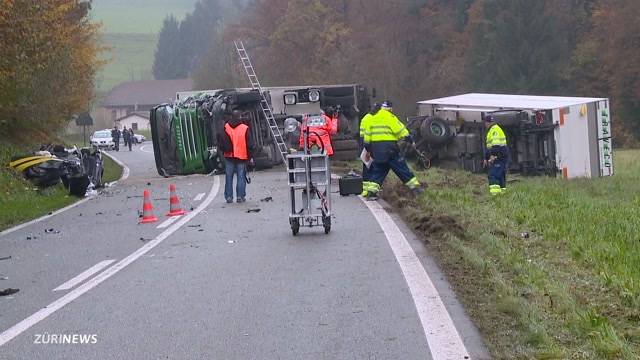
{"left": 359, "top": 103, "right": 380, "bottom": 197}
{"left": 299, "top": 107, "right": 338, "bottom": 155}
{"left": 362, "top": 101, "right": 423, "bottom": 200}
{"left": 483, "top": 115, "right": 509, "bottom": 195}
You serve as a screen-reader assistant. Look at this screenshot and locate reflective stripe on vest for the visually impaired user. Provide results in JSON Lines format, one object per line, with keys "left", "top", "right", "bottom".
{"left": 224, "top": 123, "right": 249, "bottom": 160}
{"left": 486, "top": 124, "right": 507, "bottom": 148}
{"left": 363, "top": 109, "right": 409, "bottom": 144}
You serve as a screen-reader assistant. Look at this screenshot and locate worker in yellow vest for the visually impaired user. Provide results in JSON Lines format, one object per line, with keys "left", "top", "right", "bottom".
{"left": 483, "top": 115, "right": 509, "bottom": 195}
{"left": 361, "top": 101, "right": 423, "bottom": 200}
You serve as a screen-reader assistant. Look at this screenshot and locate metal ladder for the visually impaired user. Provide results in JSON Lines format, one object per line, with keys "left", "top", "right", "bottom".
{"left": 234, "top": 40, "right": 288, "bottom": 164}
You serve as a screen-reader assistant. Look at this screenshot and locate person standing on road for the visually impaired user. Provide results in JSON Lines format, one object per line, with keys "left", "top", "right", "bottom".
{"left": 359, "top": 103, "right": 380, "bottom": 197}
{"left": 122, "top": 126, "right": 130, "bottom": 150}
{"left": 219, "top": 110, "right": 254, "bottom": 203}
{"left": 483, "top": 115, "right": 509, "bottom": 195}
{"left": 127, "top": 128, "right": 134, "bottom": 151}
{"left": 111, "top": 126, "right": 120, "bottom": 151}
{"left": 361, "top": 100, "right": 423, "bottom": 200}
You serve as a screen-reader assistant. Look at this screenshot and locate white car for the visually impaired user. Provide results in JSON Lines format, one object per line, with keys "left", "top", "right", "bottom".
{"left": 131, "top": 133, "right": 146, "bottom": 143}
{"left": 90, "top": 130, "right": 115, "bottom": 149}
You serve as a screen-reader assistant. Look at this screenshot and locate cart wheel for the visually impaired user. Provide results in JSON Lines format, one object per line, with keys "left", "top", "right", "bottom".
{"left": 291, "top": 219, "right": 300, "bottom": 236}
{"left": 323, "top": 216, "right": 331, "bottom": 234}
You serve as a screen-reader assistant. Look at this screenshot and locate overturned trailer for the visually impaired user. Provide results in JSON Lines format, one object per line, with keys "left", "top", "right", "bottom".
{"left": 408, "top": 93, "right": 613, "bottom": 179}
{"left": 150, "top": 84, "right": 370, "bottom": 176}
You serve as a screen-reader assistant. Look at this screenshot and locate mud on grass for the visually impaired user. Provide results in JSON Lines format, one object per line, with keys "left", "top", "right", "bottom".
{"left": 382, "top": 153, "right": 640, "bottom": 359}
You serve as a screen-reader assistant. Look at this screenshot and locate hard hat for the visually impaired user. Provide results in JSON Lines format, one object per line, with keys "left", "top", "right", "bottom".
{"left": 381, "top": 100, "right": 393, "bottom": 109}
{"left": 484, "top": 115, "right": 495, "bottom": 122}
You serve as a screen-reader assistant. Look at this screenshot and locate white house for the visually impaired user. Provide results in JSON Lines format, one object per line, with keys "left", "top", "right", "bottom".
{"left": 116, "top": 112, "right": 150, "bottom": 131}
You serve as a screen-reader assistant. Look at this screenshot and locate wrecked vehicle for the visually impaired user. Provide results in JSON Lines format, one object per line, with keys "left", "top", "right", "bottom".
{"left": 407, "top": 93, "right": 613, "bottom": 178}
{"left": 151, "top": 84, "right": 370, "bottom": 176}
{"left": 9, "top": 145, "right": 105, "bottom": 196}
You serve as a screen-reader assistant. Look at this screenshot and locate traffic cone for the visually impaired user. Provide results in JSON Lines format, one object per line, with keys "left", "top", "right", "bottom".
{"left": 166, "top": 184, "right": 186, "bottom": 217}
{"left": 139, "top": 189, "right": 158, "bottom": 224}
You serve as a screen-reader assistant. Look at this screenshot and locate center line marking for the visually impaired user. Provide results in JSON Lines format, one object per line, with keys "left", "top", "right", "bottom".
{"left": 0, "top": 176, "right": 220, "bottom": 347}
{"left": 157, "top": 216, "right": 180, "bottom": 229}
{"left": 193, "top": 192, "right": 205, "bottom": 202}
{"left": 362, "top": 198, "right": 470, "bottom": 360}
{"left": 53, "top": 260, "right": 115, "bottom": 292}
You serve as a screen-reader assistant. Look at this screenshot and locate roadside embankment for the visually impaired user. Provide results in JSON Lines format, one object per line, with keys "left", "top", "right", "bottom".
{"left": 383, "top": 149, "right": 640, "bottom": 359}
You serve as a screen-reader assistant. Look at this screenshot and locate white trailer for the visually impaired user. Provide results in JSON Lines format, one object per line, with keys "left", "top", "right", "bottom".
{"left": 416, "top": 93, "right": 613, "bottom": 179}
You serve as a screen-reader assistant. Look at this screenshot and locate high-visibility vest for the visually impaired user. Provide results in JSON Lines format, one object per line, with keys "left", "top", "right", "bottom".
{"left": 224, "top": 123, "right": 249, "bottom": 160}
{"left": 486, "top": 123, "right": 507, "bottom": 148}
{"left": 363, "top": 109, "right": 409, "bottom": 144}
{"left": 299, "top": 114, "right": 337, "bottom": 155}
{"left": 359, "top": 113, "right": 373, "bottom": 139}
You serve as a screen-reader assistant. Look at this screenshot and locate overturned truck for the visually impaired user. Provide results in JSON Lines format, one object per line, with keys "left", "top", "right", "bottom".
{"left": 150, "top": 84, "right": 370, "bottom": 176}
{"left": 408, "top": 93, "right": 613, "bottom": 178}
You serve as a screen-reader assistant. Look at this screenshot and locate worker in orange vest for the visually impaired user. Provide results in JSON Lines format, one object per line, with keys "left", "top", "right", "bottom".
{"left": 299, "top": 107, "right": 338, "bottom": 155}
{"left": 219, "top": 110, "right": 254, "bottom": 203}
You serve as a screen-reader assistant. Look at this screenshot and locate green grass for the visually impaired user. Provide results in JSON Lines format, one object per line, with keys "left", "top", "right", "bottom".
{"left": 96, "top": 33, "right": 158, "bottom": 93}
{"left": 383, "top": 149, "right": 640, "bottom": 359}
{"left": 0, "top": 143, "right": 123, "bottom": 231}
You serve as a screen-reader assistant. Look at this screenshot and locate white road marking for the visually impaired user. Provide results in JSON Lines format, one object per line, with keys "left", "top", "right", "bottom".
{"left": 53, "top": 260, "right": 116, "bottom": 292}
{"left": 139, "top": 144, "right": 154, "bottom": 154}
{"left": 193, "top": 192, "right": 205, "bottom": 202}
{"left": 0, "top": 176, "right": 220, "bottom": 347}
{"left": 157, "top": 216, "right": 180, "bottom": 229}
{"left": 0, "top": 152, "right": 130, "bottom": 239}
{"left": 361, "top": 198, "right": 470, "bottom": 360}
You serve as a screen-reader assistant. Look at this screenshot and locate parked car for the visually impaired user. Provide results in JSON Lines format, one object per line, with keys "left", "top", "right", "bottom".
{"left": 132, "top": 133, "right": 146, "bottom": 143}
{"left": 90, "top": 130, "right": 115, "bottom": 149}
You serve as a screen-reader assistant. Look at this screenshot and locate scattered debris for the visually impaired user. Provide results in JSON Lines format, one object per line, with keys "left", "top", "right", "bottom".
{"left": 187, "top": 224, "right": 201, "bottom": 228}
{"left": 198, "top": 229, "right": 204, "bottom": 232}
{"left": 146, "top": 182, "right": 151, "bottom": 186}
{"left": 521, "top": 232, "right": 530, "bottom": 239}
{"left": 246, "top": 208, "right": 261, "bottom": 213}
{"left": 95, "top": 212, "right": 103, "bottom": 215}
{"left": 260, "top": 196, "right": 273, "bottom": 202}
{"left": 0, "top": 288, "right": 19, "bottom": 296}
{"left": 48, "top": 212, "right": 53, "bottom": 215}
{"left": 26, "top": 235, "right": 37, "bottom": 240}
{"left": 0, "top": 277, "right": 8, "bottom": 281}
{"left": 0, "top": 256, "right": 11, "bottom": 261}
{"left": 227, "top": 240, "right": 236, "bottom": 244}
{"left": 44, "top": 228, "right": 60, "bottom": 234}
{"left": 139, "top": 237, "right": 152, "bottom": 242}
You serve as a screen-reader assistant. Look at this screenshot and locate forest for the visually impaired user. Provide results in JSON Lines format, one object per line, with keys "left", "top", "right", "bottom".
{"left": 154, "top": 0, "right": 640, "bottom": 146}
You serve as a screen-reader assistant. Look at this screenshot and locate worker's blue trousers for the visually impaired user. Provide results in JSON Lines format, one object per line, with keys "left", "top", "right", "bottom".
{"left": 488, "top": 159, "right": 507, "bottom": 188}
{"left": 368, "top": 153, "right": 415, "bottom": 187}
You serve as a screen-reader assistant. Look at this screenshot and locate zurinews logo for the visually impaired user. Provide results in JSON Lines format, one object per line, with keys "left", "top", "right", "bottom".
{"left": 34, "top": 333, "right": 98, "bottom": 344}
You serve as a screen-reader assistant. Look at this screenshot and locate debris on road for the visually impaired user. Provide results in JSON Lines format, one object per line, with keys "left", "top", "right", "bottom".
{"left": 227, "top": 240, "right": 236, "bottom": 244}
{"left": 44, "top": 228, "right": 60, "bottom": 234}
{"left": 26, "top": 235, "right": 37, "bottom": 240}
{"left": 0, "top": 256, "right": 11, "bottom": 261}
{"left": 0, "top": 288, "right": 19, "bottom": 296}
{"left": 260, "top": 196, "right": 273, "bottom": 202}
{"left": 246, "top": 208, "right": 261, "bottom": 213}
{"left": 139, "top": 237, "right": 152, "bottom": 242}
{"left": 0, "top": 276, "right": 8, "bottom": 281}
{"left": 187, "top": 224, "right": 201, "bottom": 228}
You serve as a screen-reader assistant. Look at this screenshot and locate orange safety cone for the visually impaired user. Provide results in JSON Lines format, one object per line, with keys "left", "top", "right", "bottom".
{"left": 139, "top": 189, "right": 158, "bottom": 224}
{"left": 166, "top": 184, "right": 186, "bottom": 216}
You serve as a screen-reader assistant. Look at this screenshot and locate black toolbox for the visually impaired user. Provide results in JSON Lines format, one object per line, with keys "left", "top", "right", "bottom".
{"left": 338, "top": 174, "right": 363, "bottom": 196}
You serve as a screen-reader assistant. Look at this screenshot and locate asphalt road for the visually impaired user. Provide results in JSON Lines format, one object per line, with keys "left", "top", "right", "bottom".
{"left": 0, "top": 142, "right": 489, "bottom": 359}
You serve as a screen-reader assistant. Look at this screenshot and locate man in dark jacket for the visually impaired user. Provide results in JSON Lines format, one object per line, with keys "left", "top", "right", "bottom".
{"left": 219, "top": 110, "right": 254, "bottom": 203}
{"left": 111, "top": 126, "right": 120, "bottom": 151}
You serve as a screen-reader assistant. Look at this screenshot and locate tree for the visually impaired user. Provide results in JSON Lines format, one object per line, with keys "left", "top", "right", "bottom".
{"left": 0, "top": 0, "right": 102, "bottom": 140}
{"left": 153, "top": 15, "right": 186, "bottom": 79}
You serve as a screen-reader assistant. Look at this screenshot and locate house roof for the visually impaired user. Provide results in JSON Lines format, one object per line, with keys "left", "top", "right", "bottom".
{"left": 418, "top": 93, "right": 607, "bottom": 111}
{"left": 115, "top": 112, "right": 150, "bottom": 122}
{"left": 102, "top": 78, "right": 193, "bottom": 107}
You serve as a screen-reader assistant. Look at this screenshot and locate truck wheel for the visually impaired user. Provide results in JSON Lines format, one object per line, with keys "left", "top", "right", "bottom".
{"left": 332, "top": 149, "right": 360, "bottom": 161}
{"left": 332, "top": 139, "right": 358, "bottom": 152}
{"left": 420, "top": 117, "right": 454, "bottom": 146}
{"left": 291, "top": 218, "right": 300, "bottom": 236}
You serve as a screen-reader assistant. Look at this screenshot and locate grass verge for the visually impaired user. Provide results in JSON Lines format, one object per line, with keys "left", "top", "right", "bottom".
{"left": 382, "top": 149, "right": 640, "bottom": 359}
{"left": 0, "top": 143, "right": 122, "bottom": 232}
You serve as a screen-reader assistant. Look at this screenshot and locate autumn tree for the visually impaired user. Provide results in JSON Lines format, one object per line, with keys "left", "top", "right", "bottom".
{"left": 0, "top": 0, "right": 102, "bottom": 140}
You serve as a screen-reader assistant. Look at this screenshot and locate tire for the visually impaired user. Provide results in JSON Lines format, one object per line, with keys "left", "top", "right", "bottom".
{"left": 420, "top": 117, "right": 454, "bottom": 146}
{"left": 332, "top": 139, "right": 358, "bottom": 152}
{"left": 332, "top": 149, "right": 360, "bottom": 161}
